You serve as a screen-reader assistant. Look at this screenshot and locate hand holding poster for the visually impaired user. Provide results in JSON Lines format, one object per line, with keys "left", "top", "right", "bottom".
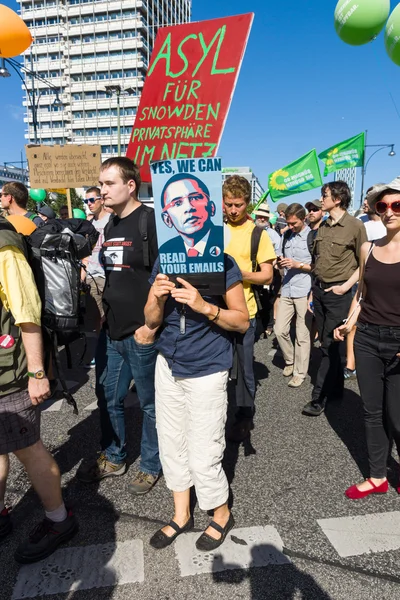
{"left": 151, "top": 157, "right": 225, "bottom": 295}
{"left": 127, "top": 14, "right": 253, "bottom": 182}
{"left": 318, "top": 132, "right": 365, "bottom": 176}
{"left": 268, "top": 150, "right": 323, "bottom": 202}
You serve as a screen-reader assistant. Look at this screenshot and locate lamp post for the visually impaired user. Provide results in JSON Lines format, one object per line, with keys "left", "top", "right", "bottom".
{"left": 360, "top": 130, "right": 396, "bottom": 207}
{"left": 0, "top": 56, "right": 63, "bottom": 144}
{"left": 105, "top": 85, "right": 135, "bottom": 157}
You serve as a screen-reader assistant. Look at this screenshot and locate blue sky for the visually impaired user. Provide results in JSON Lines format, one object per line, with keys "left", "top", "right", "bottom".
{"left": 1, "top": 0, "right": 400, "bottom": 208}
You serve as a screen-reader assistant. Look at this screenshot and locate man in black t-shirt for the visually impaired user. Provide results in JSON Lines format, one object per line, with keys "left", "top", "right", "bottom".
{"left": 78, "top": 157, "right": 161, "bottom": 494}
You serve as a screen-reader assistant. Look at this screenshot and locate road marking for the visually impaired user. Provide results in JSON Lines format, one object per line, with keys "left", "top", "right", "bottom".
{"left": 12, "top": 540, "right": 144, "bottom": 599}
{"left": 268, "top": 349, "right": 277, "bottom": 357}
{"left": 318, "top": 511, "right": 400, "bottom": 557}
{"left": 84, "top": 391, "right": 139, "bottom": 412}
{"left": 174, "top": 525, "right": 289, "bottom": 577}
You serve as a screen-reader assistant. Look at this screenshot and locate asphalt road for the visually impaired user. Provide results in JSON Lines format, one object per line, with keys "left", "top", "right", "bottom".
{"left": 1, "top": 334, "right": 400, "bottom": 600}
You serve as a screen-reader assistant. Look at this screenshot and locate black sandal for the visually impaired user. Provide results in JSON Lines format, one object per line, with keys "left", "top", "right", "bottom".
{"left": 195, "top": 513, "right": 235, "bottom": 551}
{"left": 149, "top": 517, "right": 193, "bottom": 549}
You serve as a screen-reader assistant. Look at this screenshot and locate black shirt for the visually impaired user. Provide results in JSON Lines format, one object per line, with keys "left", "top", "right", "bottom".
{"left": 101, "top": 205, "right": 158, "bottom": 340}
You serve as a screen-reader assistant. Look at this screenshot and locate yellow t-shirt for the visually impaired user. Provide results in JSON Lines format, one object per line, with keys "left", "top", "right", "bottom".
{"left": 225, "top": 220, "right": 276, "bottom": 319}
{"left": 0, "top": 246, "right": 41, "bottom": 326}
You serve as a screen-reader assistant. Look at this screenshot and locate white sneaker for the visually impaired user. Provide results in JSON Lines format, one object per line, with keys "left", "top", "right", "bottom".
{"left": 282, "top": 364, "right": 294, "bottom": 377}
{"left": 288, "top": 376, "right": 304, "bottom": 388}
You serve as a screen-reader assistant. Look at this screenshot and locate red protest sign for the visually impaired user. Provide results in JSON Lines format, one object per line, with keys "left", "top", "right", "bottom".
{"left": 126, "top": 13, "right": 253, "bottom": 182}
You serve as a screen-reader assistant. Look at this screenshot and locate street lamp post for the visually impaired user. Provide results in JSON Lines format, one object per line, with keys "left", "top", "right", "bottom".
{"left": 0, "top": 56, "right": 63, "bottom": 144}
{"left": 360, "top": 130, "right": 396, "bottom": 207}
{"left": 105, "top": 85, "right": 135, "bottom": 157}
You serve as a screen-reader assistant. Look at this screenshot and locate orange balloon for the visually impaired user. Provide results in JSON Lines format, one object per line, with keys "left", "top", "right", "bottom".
{"left": 0, "top": 4, "right": 32, "bottom": 58}
{"left": 6, "top": 215, "right": 37, "bottom": 235}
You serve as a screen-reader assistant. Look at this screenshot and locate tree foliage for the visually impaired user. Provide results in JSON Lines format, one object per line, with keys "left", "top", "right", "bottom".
{"left": 27, "top": 189, "right": 84, "bottom": 216}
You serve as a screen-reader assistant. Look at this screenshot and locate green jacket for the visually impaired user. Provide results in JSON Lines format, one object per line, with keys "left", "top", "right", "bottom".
{"left": 0, "top": 219, "right": 28, "bottom": 396}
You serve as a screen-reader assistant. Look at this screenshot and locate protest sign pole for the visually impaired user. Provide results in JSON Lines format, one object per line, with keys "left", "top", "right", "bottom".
{"left": 66, "top": 188, "right": 72, "bottom": 218}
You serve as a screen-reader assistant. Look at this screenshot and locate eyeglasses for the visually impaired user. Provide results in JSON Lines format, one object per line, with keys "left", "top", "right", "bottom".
{"left": 375, "top": 200, "right": 400, "bottom": 216}
{"left": 308, "top": 207, "right": 320, "bottom": 213}
{"left": 84, "top": 196, "right": 101, "bottom": 204}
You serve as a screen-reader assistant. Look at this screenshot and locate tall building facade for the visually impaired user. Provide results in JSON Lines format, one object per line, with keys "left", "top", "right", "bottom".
{"left": 18, "top": 0, "right": 191, "bottom": 159}
{"left": 222, "top": 167, "right": 265, "bottom": 204}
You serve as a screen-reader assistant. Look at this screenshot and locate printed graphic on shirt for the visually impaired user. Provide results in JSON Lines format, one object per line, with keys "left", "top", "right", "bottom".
{"left": 102, "top": 238, "right": 133, "bottom": 272}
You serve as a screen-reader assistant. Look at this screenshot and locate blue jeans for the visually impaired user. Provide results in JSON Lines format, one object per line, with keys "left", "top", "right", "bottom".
{"left": 95, "top": 330, "right": 161, "bottom": 475}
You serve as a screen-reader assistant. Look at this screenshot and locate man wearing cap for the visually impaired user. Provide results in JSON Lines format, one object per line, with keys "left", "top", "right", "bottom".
{"left": 37, "top": 205, "right": 56, "bottom": 225}
{"left": 254, "top": 202, "right": 282, "bottom": 335}
{"left": 302, "top": 181, "right": 367, "bottom": 417}
{"left": 305, "top": 199, "right": 323, "bottom": 243}
{"left": 254, "top": 202, "right": 282, "bottom": 256}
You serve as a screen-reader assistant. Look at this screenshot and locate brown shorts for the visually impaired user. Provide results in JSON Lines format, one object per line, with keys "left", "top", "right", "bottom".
{"left": 88, "top": 277, "right": 105, "bottom": 319}
{"left": 0, "top": 389, "right": 40, "bottom": 454}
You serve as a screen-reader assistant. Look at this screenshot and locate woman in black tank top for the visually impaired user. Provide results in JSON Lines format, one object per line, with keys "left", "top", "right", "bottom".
{"left": 335, "top": 181, "right": 400, "bottom": 500}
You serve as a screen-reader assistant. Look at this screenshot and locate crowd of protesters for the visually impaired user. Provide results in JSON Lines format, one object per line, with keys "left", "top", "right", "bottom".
{"left": 0, "top": 158, "right": 399, "bottom": 565}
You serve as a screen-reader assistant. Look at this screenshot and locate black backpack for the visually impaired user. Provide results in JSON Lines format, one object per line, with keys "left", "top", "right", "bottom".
{"left": 26, "top": 218, "right": 99, "bottom": 412}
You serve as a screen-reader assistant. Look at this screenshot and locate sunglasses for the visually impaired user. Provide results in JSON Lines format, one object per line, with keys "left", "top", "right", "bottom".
{"left": 308, "top": 207, "right": 320, "bottom": 213}
{"left": 84, "top": 196, "right": 101, "bottom": 204}
{"left": 375, "top": 200, "right": 400, "bottom": 216}
{"left": 0, "top": 192, "right": 10, "bottom": 198}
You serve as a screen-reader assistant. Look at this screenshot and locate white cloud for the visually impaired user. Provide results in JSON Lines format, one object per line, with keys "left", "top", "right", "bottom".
{"left": 6, "top": 104, "right": 24, "bottom": 121}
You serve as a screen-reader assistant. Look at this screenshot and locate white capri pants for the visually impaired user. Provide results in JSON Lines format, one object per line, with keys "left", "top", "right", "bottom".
{"left": 155, "top": 354, "right": 229, "bottom": 511}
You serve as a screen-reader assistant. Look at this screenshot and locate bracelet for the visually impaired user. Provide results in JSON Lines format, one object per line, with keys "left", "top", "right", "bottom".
{"left": 210, "top": 306, "right": 221, "bottom": 322}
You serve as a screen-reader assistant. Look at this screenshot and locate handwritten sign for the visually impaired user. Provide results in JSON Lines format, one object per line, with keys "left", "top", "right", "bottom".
{"left": 126, "top": 13, "right": 253, "bottom": 182}
{"left": 25, "top": 145, "right": 102, "bottom": 188}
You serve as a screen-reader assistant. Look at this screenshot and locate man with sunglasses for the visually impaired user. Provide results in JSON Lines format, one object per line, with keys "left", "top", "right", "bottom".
{"left": 305, "top": 199, "right": 323, "bottom": 240}
{"left": 81, "top": 189, "right": 111, "bottom": 366}
{"left": 302, "top": 181, "right": 367, "bottom": 417}
{"left": 158, "top": 174, "right": 223, "bottom": 260}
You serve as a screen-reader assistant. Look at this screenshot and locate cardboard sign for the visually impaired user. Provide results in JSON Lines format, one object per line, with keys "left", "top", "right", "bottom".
{"left": 151, "top": 156, "right": 225, "bottom": 295}
{"left": 126, "top": 13, "right": 253, "bottom": 182}
{"left": 25, "top": 145, "right": 102, "bottom": 188}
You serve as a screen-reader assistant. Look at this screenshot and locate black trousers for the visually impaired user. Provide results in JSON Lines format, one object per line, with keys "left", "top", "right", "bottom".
{"left": 232, "top": 318, "right": 256, "bottom": 411}
{"left": 312, "top": 283, "right": 352, "bottom": 402}
{"left": 354, "top": 322, "right": 400, "bottom": 478}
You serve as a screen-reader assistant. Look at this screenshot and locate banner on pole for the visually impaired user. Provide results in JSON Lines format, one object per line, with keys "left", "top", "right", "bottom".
{"left": 318, "top": 132, "right": 365, "bottom": 176}
{"left": 150, "top": 156, "right": 225, "bottom": 295}
{"left": 126, "top": 13, "right": 254, "bottom": 182}
{"left": 268, "top": 150, "right": 323, "bottom": 202}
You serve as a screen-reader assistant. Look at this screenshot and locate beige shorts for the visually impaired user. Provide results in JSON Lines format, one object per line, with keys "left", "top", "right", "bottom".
{"left": 88, "top": 276, "right": 105, "bottom": 319}
{"left": 0, "top": 389, "right": 40, "bottom": 454}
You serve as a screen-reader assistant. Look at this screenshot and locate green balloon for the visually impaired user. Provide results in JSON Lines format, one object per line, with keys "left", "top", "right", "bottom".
{"left": 385, "top": 4, "right": 400, "bottom": 66}
{"left": 29, "top": 188, "right": 46, "bottom": 202}
{"left": 334, "top": 0, "right": 390, "bottom": 46}
{"left": 269, "top": 213, "right": 278, "bottom": 226}
{"left": 72, "top": 208, "right": 86, "bottom": 220}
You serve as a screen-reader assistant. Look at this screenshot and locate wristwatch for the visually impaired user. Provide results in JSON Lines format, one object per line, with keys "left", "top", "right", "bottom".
{"left": 299, "top": 262, "right": 304, "bottom": 269}
{"left": 27, "top": 369, "right": 47, "bottom": 380}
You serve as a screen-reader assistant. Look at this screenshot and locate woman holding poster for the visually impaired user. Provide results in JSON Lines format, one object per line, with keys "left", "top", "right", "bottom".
{"left": 144, "top": 256, "right": 249, "bottom": 551}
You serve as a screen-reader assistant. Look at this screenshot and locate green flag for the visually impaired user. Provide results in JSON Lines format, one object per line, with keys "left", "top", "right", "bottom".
{"left": 318, "top": 132, "right": 365, "bottom": 177}
{"left": 268, "top": 149, "right": 323, "bottom": 202}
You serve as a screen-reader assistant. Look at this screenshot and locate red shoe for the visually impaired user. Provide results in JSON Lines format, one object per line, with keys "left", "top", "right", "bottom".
{"left": 345, "top": 478, "right": 388, "bottom": 500}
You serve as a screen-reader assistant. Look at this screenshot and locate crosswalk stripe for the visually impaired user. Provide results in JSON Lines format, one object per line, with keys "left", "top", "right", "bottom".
{"left": 12, "top": 540, "right": 144, "bottom": 599}
{"left": 318, "top": 511, "right": 400, "bottom": 558}
{"left": 174, "top": 525, "right": 289, "bottom": 577}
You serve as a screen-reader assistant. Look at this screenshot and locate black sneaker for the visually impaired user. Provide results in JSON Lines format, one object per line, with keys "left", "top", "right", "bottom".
{"left": 302, "top": 399, "right": 326, "bottom": 417}
{"left": 14, "top": 508, "right": 78, "bottom": 564}
{"left": 0, "top": 507, "right": 12, "bottom": 541}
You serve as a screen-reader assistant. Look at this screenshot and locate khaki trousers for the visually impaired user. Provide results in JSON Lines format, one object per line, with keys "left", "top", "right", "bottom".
{"left": 274, "top": 296, "right": 311, "bottom": 379}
